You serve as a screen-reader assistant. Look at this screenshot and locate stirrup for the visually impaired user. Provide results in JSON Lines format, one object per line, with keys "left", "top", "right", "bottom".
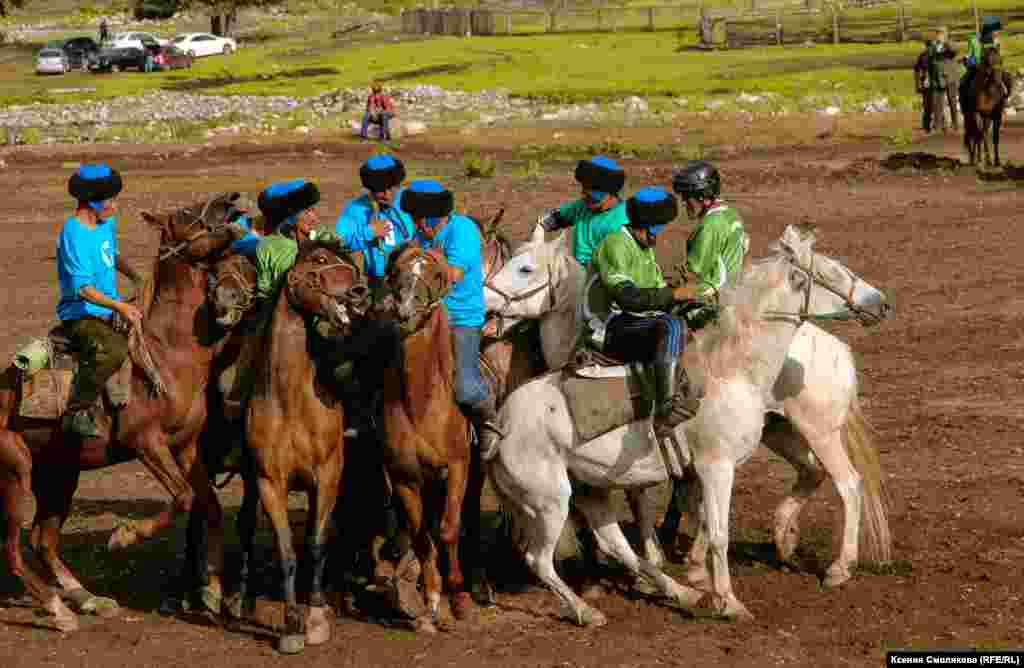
{"left": 478, "top": 421, "right": 504, "bottom": 461}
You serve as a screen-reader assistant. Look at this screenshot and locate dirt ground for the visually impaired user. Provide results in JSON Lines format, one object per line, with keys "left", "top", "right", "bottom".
{"left": 1, "top": 113, "right": 1023, "bottom": 668}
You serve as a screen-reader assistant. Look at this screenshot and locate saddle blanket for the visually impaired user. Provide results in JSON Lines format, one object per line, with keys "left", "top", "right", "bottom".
{"left": 561, "top": 364, "right": 654, "bottom": 443}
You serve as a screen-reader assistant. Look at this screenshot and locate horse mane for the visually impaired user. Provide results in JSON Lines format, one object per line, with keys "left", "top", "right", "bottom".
{"left": 697, "top": 254, "right": 790, "bottom": 380}
{"left": 140, "top": 254, "right": 159, "bottom": 318}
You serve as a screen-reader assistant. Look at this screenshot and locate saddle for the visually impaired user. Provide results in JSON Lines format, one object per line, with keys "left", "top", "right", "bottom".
{"left": 14, "top": 325, "right": 134, "bottom": 422}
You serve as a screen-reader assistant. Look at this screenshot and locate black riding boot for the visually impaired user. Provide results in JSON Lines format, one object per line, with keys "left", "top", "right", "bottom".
{"left": 463, "top": 396, "right": 504, "bottom": 460}
{"left": 651, "top": 360, "right": 699, "bottom": 438}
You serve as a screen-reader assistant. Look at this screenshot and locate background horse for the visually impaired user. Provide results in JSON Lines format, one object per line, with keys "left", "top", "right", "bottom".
{"left": 484, "top": 224, "right": 893, "bottom": 589}
{"left": 0, "top": 194, "right": 246, "bottom": 632}
{"left": 963, "top": 49, "right": 1014, "bottom": 167}
{"left": 226, "top": 242, "right": 369, "bottom": 654}
{"left": 488, "top": 225, "right": 890, "bottom": 626}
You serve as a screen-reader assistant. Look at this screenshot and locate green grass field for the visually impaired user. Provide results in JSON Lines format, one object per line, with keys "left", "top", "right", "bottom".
{"left": 2, "top": 1, "right": 1023, "bottom": 113}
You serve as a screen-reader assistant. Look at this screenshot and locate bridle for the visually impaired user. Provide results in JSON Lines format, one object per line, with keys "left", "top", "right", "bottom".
{"left": 210, "top": 256, "right": 256, "bottom": 326}
{"left": 158, "top": 195, "right": 242, "bottom": 262}
{"left": 286, "top": 248, "right": 369, "bottom": 318}
{"left": 388, "top": 247, "right": 451, "bottom": 335}
{"left": 484, "top": 243, "right": 560, "bottom": 338}
{"left": 767, "top": 251, "right": 881, "bottom": 325}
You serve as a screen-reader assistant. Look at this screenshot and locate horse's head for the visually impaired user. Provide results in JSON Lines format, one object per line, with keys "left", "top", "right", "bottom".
{"left": 210, "top": 253, "right": 257, "bottom": 328}
{"left": 142, "top": 192, "right": 249, "bottom": 263}
{"left": 386, "top": 242, "right": 450, "bottom": 327}
{"left": 286, "top": 243, "right": 370, "bottom": 335}
{"left": 766, "top": 223, "right": 893, "bottom": 327}
{"left": 484, "top": 228, "right": 574, "bottom": 319}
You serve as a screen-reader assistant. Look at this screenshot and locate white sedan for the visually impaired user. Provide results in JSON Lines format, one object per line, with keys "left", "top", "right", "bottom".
{"left": 105, "top": 31, "right": 170, "bottom": 49}
{"left": 171, "top": 33, "right": 237, "bottom": 58}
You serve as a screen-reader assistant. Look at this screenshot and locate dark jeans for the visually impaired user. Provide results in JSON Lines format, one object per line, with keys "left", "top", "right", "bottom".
{"left": 451, "top": 324, "right": 490, "bottom": 408}
{"left": 603, "top": 312, "right": 686, "bottom": 366}
{"left": 62, "top": 317, "right": 129, "bottom": 411}
{"left": 361, "top": 112, "right": 393, "bottom": 140}
{"left": 920, "top": 90, "right": 933, "bottom": 131}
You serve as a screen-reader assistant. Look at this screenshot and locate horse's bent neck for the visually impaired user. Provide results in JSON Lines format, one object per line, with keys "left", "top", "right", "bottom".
{"left": 141, "top": 257, "right": 215, "bottom": 364}
{"left": 260, "top": 290, "right": 315, "bottom": 393}
{"left": 398, "top": 307, "right": 455, "bottom": 422}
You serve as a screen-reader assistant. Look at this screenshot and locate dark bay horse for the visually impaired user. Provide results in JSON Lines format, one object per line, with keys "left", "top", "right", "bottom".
{"left": 0, "top": 194, "right": 248, "bottom": 632}
{"left": 964, "top": 49, "right": 1014, "bottom": 166}
{"left": 225, "top": 243, "right": 370, "bottom": 654}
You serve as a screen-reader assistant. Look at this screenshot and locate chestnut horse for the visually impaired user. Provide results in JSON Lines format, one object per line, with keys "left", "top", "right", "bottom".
{"left": 0, "top": 193, "right": 247, "bottom": 632}
{"left": 225, "top": 243, "right": 370, "bottom": 654}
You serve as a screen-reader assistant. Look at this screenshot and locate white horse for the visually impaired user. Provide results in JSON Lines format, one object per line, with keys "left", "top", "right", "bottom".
{"left": 483, "top": 224, "right": 893, "bottom": 619}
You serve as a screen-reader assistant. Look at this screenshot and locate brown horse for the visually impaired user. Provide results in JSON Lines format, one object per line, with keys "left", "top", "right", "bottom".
{"left": 0, "top": 193, "right": 248, "bottom": 632}
{"left": 964, "top": 48, "right": 1014, "bottom": 166}
{"left": 225, "top": 243, "right": 370, "bottom": 654}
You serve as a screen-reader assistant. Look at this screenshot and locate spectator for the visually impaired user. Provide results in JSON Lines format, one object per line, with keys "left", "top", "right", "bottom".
{"left": 361, "top": 82, "right": 395, "bottom": 141}
{"left": 942, "top": 43, "right": 961, "bottom": 131}
{"left": 914, "top": 39, "right": 933, "bottom": 132}
{"left": 99, "top": 18, "right": 109, "bottom": 44}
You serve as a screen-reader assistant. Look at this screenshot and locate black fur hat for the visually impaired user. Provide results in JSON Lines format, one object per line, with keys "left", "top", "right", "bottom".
{"left": 574, "top": 157, "right": 626, "bottom": 195}
{"left": 257, "top": 180, "right": 320, "bottom": 227}
{"left": 626, "top": 187, "right": 678, "bottom": 228}
{"left": 68, "top": 164, "right": 123, "bottom": 203}
{"left": 360, "top": 155, "right": 406, "bottom": 192}
{"left": 400, "top": 180, "right": 454, "bottom": 219}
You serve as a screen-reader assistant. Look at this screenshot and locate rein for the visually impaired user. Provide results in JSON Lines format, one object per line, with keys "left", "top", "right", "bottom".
{"left": 286, "top": 251, "right": 368, "bottom": 315}
{"left": 389, "top": 248, "right": 451, "bottom": 336}
{"left": 484, "top": 246, "right": 558, "bottom": 339}
{"left": 158, "top": 196, "right": 241, "bottom": 262}
{"left": 763, "top": 252, "right": 878, "bottom": 325}
{"left": 211, "top": 258, "right": 256, "bottom": 323}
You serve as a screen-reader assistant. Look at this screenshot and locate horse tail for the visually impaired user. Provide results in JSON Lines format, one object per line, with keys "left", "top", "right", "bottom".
{"left": 842, "top": 395, "right": 892, "bottom": 564}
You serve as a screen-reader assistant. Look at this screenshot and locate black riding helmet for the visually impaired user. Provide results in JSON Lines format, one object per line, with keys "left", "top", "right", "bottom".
{"left": 671, "top": 160, "right": 721, "bottom": 200}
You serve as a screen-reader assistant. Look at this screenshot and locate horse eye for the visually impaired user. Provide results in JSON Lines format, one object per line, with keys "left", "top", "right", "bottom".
{"left": 316, "top": 256, "right": 327, "bottom": 264}
{"left": 519, "top": 265, "right": 534, "bottom": 275}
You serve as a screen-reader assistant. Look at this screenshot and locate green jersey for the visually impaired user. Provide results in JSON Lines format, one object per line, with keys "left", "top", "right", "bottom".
{"left": 255, "top": 232, "right": 299, "bottom": 301}
{"left": 595, "top": 227, "right": 667, "bottom": 316}
{"left": 686, "top": 204, "right": 749, "bottom": 297}
{"left": 557, "top": 198, "right": 629, "bottom": 267}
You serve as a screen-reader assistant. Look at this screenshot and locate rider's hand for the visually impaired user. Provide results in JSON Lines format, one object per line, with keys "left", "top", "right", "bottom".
{"left": 369, "top": 217, "right": 392, "bottom": 241}
{"left": 118, "top": 303, "right": 144, "bottom": 329}
{"left": 672, "top": 285, "right": 699, "bottom": 302}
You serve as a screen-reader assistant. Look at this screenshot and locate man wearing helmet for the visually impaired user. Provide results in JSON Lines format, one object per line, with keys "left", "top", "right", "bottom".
{"left": 671, "top": 161, "right": 749, "bottom": 296}
{"left": 593, "top": 187, "right": 701, "bottom": 438}
{"left": 57, "top": 164, "right": 144, "bottom": 438}
{"left": 537, "top": 156, "right": 629, "bottom": 267}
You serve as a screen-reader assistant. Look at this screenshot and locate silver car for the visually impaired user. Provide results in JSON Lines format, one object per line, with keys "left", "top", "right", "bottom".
{"left": 36, "top": 48, "right": 69, "bottom": 75}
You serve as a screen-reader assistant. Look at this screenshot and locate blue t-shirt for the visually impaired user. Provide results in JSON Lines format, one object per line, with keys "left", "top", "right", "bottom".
{"left": 334, "top": 189, "right": 415, "bottom": 280}
{"left": 56, "top": 215, "right": 119, "bottom": 321}
{"left": 419, "top": 214, "right": 484, "bottom": 328}
{"left": 228, "top": 214, "right": 261, "bottom": 257}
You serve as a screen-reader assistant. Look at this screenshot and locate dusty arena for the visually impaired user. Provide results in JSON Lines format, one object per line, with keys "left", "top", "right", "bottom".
{"left": 1, "top": 117, "right": 1022, "bottom": 667}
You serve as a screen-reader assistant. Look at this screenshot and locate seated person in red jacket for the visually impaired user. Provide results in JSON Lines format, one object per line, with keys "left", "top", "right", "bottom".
{"left": 361, "top": 82, "right": 395, "bottom": 141}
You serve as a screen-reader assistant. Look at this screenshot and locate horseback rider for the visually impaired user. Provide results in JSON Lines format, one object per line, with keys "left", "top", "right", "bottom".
{"left": 253, "top": 179, "right": 322, "bottom": 303}
{"left": 58, "top": 164, "right": 144, "bottom": 438}
{"left": 671, "top": 160, "right": 749, "bottom": 297}
{"left": 536, "top": 155, "right": 629, "bottom": 266}
{"left": 313, "top": 154, "right": 415, "bottom": 298}
{"left": 400, "top": 179, "right": 503, "bottom": 455}
{"left": 961, "top": 16, "right": 1004, "bottom": 111}
{"left": 593, "top": 187, "right": 701, "bottom": 438}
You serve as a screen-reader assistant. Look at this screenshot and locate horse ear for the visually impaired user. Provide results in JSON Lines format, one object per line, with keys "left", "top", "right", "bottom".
{"left": 794, "top": 222, "right": 818, "bottom": 245}
{"left": 530, "top": 223, "right": 546, "bottom": 245}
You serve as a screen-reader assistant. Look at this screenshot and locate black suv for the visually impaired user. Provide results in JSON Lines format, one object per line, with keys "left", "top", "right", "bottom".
{"left": 90, "top": 36, "right": 162, "bottom": 73}
{"left": 62, "top": 37, "right": 101, "bottom": 70}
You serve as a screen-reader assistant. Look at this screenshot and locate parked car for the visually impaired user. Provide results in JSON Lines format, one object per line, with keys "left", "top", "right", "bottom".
{"left": 104, "top": 32, "right": 170, "bottom": 49}
{"left": 90, "top": 45, "right": 159, "bottom": 73}
{"left": 171, "top": 32, "right": 237, "bottom": 58}
{"left": 36, "top": 48, "right": 70, "bottom": 75}
{"left": 134, "top": 0, "right": 179, "bottom": 20}
{"left": 61, "top": 36, "right": 101, "bottom": 70}
{"left": 152, "top": 45, "right": 192, "bottom": 70}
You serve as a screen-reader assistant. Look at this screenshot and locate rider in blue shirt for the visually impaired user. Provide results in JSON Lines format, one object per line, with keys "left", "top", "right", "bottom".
{"left": 57, "top": 164, "right": 144, "bottom": 438}
{"left": 400, "top": 179, "right": 502, "bottom": 456}
{"left": 328, "top": 154, "right": 415, "bottom": 291}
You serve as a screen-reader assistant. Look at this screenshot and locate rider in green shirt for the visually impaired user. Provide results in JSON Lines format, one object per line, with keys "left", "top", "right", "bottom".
{"left": 671, "top": 161, "right": 749, "bottom": 296}
{"left": 961, "top": 16, "right": 1004, "bottom": 111}
{"left": 593, "top": 187, "right": 701, "bottom": 438}
{"left": 537, "top": 156, "right": 628, "bottom": 267}
{"left": 253, "top": 180, "right": 322, "bottom": 302}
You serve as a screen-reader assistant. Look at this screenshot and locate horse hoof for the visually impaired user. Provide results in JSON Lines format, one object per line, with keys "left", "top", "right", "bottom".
{"left": 691, "top": 593, "right": 753, "bottom": 621}
{"left": 413, "top": 617, "right": 438, "bottom": 634}
{"left": 305, "top": 606, "right": 331, "bottom": 646}
{"left": 823, "top": 565, "right": 852, "bottom": 589}
{"left": 81, "top": 596, "right": 120, "bottom": 618}
{"left": 685, "top": 568, "right": 711, "bottom": 591}
{"left": 631, "top": 577, "right": 663, "bottom": 598}
{"left": 278, "top": 634, "right": 306, "bottom": 654}
{"left": 451, "top": 591, "right": 474, "bottom": 620}
{"left": 578, "top": 606, "right": 607, "bottom": 627}
{"left": 198, "top": 586, "right": 221, "bottom": 616}
{"left": 224, "top": 594, "right": 247, "bottom": 621}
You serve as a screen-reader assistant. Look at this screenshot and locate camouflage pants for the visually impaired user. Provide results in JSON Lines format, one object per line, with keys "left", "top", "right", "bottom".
{"left": 62, "top": 317, "right": 129, "bottom": 412}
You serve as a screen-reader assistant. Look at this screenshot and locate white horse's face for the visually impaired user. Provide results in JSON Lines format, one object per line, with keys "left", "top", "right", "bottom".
{"left": 484, "top": 242, "right": 556, "bottom": 319}
{"left": 775, "top": 224, "right": 893, "bottom": 326}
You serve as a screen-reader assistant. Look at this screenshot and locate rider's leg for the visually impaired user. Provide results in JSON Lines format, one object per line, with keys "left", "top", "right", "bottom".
{"left": 650, "top": 314, "right": 698, "bottom": 437}
{"left": 451, "top": 325, "right": 502, "bottom": 458}
{"left": 62, "top": 317, "right": 129, "bottom": 438}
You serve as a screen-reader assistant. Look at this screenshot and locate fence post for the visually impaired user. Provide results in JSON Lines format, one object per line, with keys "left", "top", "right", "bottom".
{"left": 647, "top": 6, "right": 655, "bottom": 31}
{"left": 832, "top": 7, "right": 839, "bottom": 44}
{"left": 897, "top": 3, "right": 905, "bottom": 42}
{"left": 597, "top": 8, "right": 603, "bottom": 31}
{"left": 548, "top": 11, "right": 556, "bottom": 32}
{"left": 776, "top": 9, "right": 782, "bottom": 45}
